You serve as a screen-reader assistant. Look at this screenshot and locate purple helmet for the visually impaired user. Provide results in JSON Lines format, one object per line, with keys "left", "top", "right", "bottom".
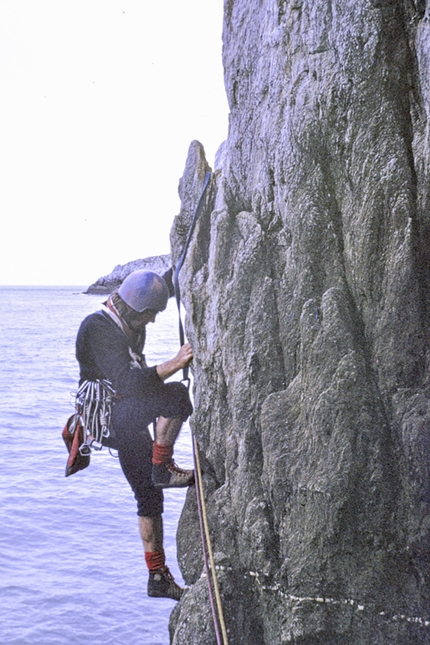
{"left": 118, "top": 270, "right": 169, "bottom": 313}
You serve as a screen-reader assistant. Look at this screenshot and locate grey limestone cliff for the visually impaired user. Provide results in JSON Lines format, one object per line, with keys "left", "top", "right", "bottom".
{"left": 168, "top": 1, "right": 430, "bottom": 644}
{"left": 85, "top": 255, "right": 171, "bottom": 294}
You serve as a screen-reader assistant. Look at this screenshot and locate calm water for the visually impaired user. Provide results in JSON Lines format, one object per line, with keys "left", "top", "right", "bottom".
{"left": 0, "top": 287, "right": 193, "bottom": 645}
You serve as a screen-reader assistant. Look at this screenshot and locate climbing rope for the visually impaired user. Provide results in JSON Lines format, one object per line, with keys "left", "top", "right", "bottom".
{"left": 75, "top": 378, "right": 115, "bottom": 452}
{"left": 173, "top": 170, "right": 211, "bottom": 384}
{"left": 173, "top": 171, "right": 229, "bottom": 644}
{"left": 193, "top": 434, "right": 229, "bottom": 645}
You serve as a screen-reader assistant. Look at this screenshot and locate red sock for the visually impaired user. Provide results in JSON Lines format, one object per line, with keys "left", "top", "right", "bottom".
{"left": 152, "top": 442, "right": 173, "bottom": 466}
{"left": 145, "top": 549, "right": 165, "bottom": 572}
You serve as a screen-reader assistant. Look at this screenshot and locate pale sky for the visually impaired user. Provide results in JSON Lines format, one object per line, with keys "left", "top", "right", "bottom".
{"left": 0, "top": 0, "right": 229, "bottom": 285}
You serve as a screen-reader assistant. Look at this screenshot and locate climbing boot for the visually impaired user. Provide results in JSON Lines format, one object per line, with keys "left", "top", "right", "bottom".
{"left": 152, "top": 461, "right": 195, "bottom": 489}
{"left": 148, "top": 566, "right": 184, "bottom": 601}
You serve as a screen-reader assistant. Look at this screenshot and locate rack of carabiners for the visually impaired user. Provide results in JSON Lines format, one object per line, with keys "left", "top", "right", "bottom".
{"left": 75, "top": 379, "right": 115, "bottom": 456}
{"left": 173, "top": 172, "right": 230, "bottom": 645}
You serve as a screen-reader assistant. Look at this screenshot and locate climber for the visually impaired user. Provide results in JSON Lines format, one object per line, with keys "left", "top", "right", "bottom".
{"left": 75, "top": 269, "right": 194, "bottom": 601}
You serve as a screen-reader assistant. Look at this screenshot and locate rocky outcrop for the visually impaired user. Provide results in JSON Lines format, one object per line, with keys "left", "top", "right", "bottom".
{"left": 169, "top": 2, "right": 430, "bottom": 644}
{"left": 85, "top": 255, "right": 171, "bottom": 294}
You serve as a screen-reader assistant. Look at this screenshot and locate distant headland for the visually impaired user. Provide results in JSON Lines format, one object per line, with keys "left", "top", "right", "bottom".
{"left": 85, "top": 254, "right": 171, "bottom": 294}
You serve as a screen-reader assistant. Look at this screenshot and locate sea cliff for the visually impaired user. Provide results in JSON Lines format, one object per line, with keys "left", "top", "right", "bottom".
{"left": 168, "top": 1, "right": 430, "bottom": 643}
{"left": 85, "top": 255, "right": 171, "bottom": 294}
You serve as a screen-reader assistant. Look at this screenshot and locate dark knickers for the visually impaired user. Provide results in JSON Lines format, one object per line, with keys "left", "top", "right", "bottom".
{"left": 110, "top": 381, "right": 192, "bottom": 517}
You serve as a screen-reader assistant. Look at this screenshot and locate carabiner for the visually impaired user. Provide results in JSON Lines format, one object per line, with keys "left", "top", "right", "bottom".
{"left": 79, "top": 443, "right": 91, "bottom": 456}
{"left": 182, "top": 376, "right": 191, "bottom": 391}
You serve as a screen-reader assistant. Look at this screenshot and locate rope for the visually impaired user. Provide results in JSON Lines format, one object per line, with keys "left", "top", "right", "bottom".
{"left": 193, "top": 434, "right": 230, "bottom": 645}
{"left": 173, "top": 171, "right": 211, "bottom": 382}
{"left": 173, "top": 170, "right": 229, "bottom": 643}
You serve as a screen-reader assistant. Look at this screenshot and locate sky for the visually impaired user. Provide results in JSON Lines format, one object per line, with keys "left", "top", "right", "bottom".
{"left": 0, "top": 1, "right": 229, "bottom": 285}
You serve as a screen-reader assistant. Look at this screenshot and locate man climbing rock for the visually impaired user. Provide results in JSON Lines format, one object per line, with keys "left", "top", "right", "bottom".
{"left": 75, "top": 269, "right": 194, "bottom": 601}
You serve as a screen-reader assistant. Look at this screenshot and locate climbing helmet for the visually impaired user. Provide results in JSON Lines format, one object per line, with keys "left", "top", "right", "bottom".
{"left": 118, "top": 270, "right": 169, "bottom": 313}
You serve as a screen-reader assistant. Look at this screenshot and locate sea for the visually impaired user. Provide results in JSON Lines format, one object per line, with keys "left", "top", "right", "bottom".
{"left": 0, "top": 286, "right": 194, "bottom": 645}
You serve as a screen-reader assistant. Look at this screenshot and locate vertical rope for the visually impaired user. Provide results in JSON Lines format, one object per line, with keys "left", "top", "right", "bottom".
{"left": 173, "top": 170, "right": 228, "bottom": 642}
{"left": 192, "top": 433, "right": 224, "bottom": 645}
{"left": 192, "top": 435, "right": 230, "bottom": 645}
{"left": 173, "top": 171, "right": 211, "bottom": 381}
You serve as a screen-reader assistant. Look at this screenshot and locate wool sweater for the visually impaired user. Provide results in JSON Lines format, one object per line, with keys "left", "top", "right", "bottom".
{"left": 76, "top": 311, "right": 161, "bottom": 397}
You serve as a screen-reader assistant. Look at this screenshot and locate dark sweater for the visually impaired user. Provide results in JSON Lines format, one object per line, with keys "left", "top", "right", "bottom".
{"left": 75, "top": 311, "right": 161, "bottom": 397}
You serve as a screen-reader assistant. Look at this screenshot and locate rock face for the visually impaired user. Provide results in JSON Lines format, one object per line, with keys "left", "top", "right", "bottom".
{"left": 85, "top": 255, "right": 171, "bottom": 294}
{"left": 169, "top": 1, "right": 430, "bottom": 644}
